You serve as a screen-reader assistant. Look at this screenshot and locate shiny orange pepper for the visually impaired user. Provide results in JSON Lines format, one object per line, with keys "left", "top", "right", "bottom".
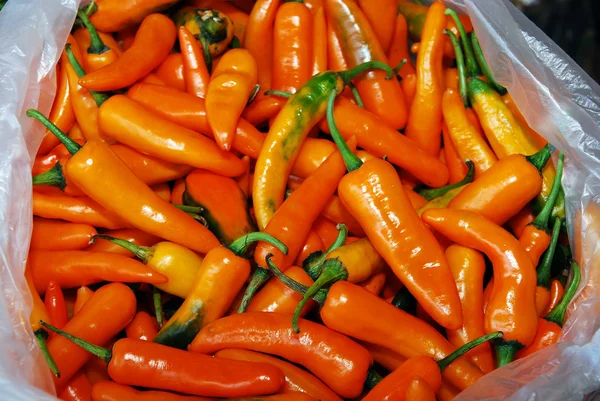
{"left": 31, "top": 218, "right": 97, "bottom": 251}
{"left": 73, "top": 11, "right": 121, "bottom": 73}
{"left": 357, "top": 0, "right": 396, "bottom": 52}
{"left": 179, "top": 26, "right": 211, "bottom": 98}
{"left": 387, "top": 14, "right": 415, "bottom": 78}
{"left": 90, "top": 0, "right": 179, "bottom": 32}
{"left": 312, "top": 7, "right": 327, "bottom": 75}
{"left": 244, "top": 0, "right": 280, "bottom": 91}
{"left": 154, "top": 53, "right": 186, "bottom": 91}
{"left": 39, "top": 63, "right": 75, "bottom": 155}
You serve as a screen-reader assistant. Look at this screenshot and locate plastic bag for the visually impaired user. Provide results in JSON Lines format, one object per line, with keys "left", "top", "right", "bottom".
{"left": 0, "top": 0, "right": 599, "bottom": 399}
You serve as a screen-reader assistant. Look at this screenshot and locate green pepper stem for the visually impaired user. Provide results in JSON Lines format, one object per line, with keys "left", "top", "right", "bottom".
{"left": 229, "top": 232, "right": 288, "bottom": 257}
{"left": 173, "top": 204, "right": 204, "bottom": 214}
{"left": 153, "top": 286, "right": 164, "bottom": 328}
{"left": 238, "top": 267, "right": 271, "bottom": 313}
{"left": 264, "top": 90, "right": 292, "bottom": 99}
{"left": 532, "top": 154, "right": 564, "bottom": 231}
{"left": 65, "top": 44, "right": 109, "bottom": 107}
{"left": 471, "top": 32, "right": 507, "bottom": 95}
{"left": 348, "top": 82, "right": 364, "bottom": 108}
{"left": 364, "top": 368, "right": 383, "bottom": 389}
{"left": 77, "top": 8, "right": 109, "bottom": 54}
{"left": 392, "top": 59, "right": 407, "bottom": 76}
{"left": 526, "top": 143, "right": 555, "bottom": 172}
{"left": 40, "top": 321, "right": 112, "bottom": 363}
{"left": 444, "top": 29, "right": 468, "bottom": 108}
{"left": 444, "top": 9, "right": 480, "bottom": 77}
{"left": 293, "top": 258, "right": 348, "bottom": 333}
{"left": 231, "top": 35, "right": 241, "bottom": 49}
{"left": 437, "top": 331, "right": 502, "bottom": 371}
{"left": 418, "top": 160, "right": 475, "bottom": 201}
{"left": 268, "top": 256, "right": 329, "bottom": 306}
{"left": 27, "top": 109, "right": 81, "bottom": 155}
{"left": 32, "top": 162, "right": 67, "bottom": 190}
{"left": 327, "top": 90, "right": 363, "bottom": 172}
{"left": 199, "top": 36, "right": 213, "bottom": 73}
{"left": 305, "top": 224, "right": 348, "bottom": 280}
{"left": 545, "top": 261, "right": 580, "bottom": 326}
{"left": 188, "top": 213, "right": 208, "bottom": 226}
{"left": 90, "top": 234, "right": 153, "bottom": 264}
{"left": 247, "top": 84, "right": 261, "bottom": 105}
{"left": 34, "top": 328, "right": 61, "bottom": 378}
{"left": 494, "top": 339, "right": 522, "bottom": 367}
{"left": 391, "top": 286, "right": 417, "bottom": 315}
{"left": 338, "top": 60, "right": 394, "bottom": 84}
{"left": 537, "top": 218, "right": 563, "bottom": 288}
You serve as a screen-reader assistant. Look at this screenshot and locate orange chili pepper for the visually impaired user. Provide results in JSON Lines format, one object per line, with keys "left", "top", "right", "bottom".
{"left": 85, "top": 228, "right": 160, "bottom": 257}
{"left": 360, "top": 341, "right": 407, "bottom": 371}
{"left": 32, "top": 192, "right": 129, "bottom": 229}
{"left": 116, "top": 25, "right": 137, "bottom": 50}
{"left": 91, "top": 380, "right": 214, "bottom": 401}
{"left": 243, "top": 95, "right": 283, "bottom": 125}
{"left": 437, "top": 382, "right": 461, "bottom": 401}
{"left": 85, "top": 355, "right": 112, "bottom": 385}
{"left": 445, "top": 245, "right": 495, "bottom": 373}
{"left": 207, "top": 49, "right": 258, "bottom": 150}
{"left": 401, "top": 73, "right": 417, "bottom": 108}
{"left": 326, "top": 0, "right": 408, "bottom": 129}
{"left": 170, "top": 178, "right": 186, "bottom": 205}
{"left": 423, "top": 209, "right": 538, "bottom": 366}
{"left": 98, "top": 95, "right": 246, "bottom": 177}
{"left": 508, "top": 206, "right": 536, "bottom": 238}
{"left": 313, "top": 217, "right": 343, "bottom": 248}
{"left": 127, "top": 83, "right": 264, "bottom": 159}
{"left": 544, "top": 279, "right": 565, "bottom": 316}
{"left": 179, "top": 26, "right": 211, "bottom": 98}
{"left": 248, "top": 266, "right": 315, "bottom": 317}
{"left": 404, "top": 1, "right": 446, "bottom": 156}
{"left": 215, "top": 348, "right": 342, "bottom": 401}
{"left": 517, "top": 261, "right": 580, "bottom": 359}
{"left": 295, "top": 230, "right": 325, "bottom": 266}
{"left": 236, "top": 155, "right": 252, "bottom": 197}
{"left": 289, "top": 138, "right": 336, "bottom": 178}
{"left": 44, "top": 281, "right": 68, "bottom": 330}
{"left": 444, "top": 68, "right": 458, "bottom": 90}
{"left": 73, "top": 12, "right": 121, "bottom": 73}
{"left": 138, "top": 73, "right": 166, "bottom": 86}
{"left": 321, "top": 194, "right": 366, "bottom": 237}
{"left": 387, "top": 14, "right": 415, "bottom": 78}
{"left": 442, "top": 124, "right": 468, "bottom": 184}
{"left": 405, "top": 377, "right": 436, "bottom": 401}
{"left": 326, "top": 102, "right": 461, "bottom": 329}
{"left": 125, "top": 311, "right": 159, "bottom": 341}
{"left": 34, "top": 139, "right": 82, "bottom": 176}
{"left": 79, "top": 14, "right": 177, "bottom": 91}
{"left": 29, "top": 250, "right": 167, "bottom": 293}
{"left": 31, "top": 218, "right": 96, "bottom": 251}
{"left": 503, "top": 93, "right": 547, "bottom": 147}
{"left": 312, "top": 7, "right": 327, "bottom": 75}
{"left": 154, "top": 53, "right": 186, "bottom": 91}
{"left": 89, "top": 0, "right": 178, "bottom": 32}
{"left": 68, "top": 123, "right": 86, "bottom": 141}
{"left": 244, "top": 0, "right": 279, "bottom": 91}
{"left": 59, "top": 371, "right": 93, "bottom": 401}
{"left": 326, "top": 19, "right": 348, "bottom": 71}
{"left": 73, "top": 286, "right": 94, "bottom": 315}
{"left": 151, "top": 183, "right": 171, "bottom": 202}
{"left": 39, "top": 64, "right": 75, "bottom": 155}
{"left": 448, "top": 144, "right": 554, "bottom": 225}
{"left": 357, "top": 0, "right": 396, "bottom": 52}
{"left": 321, "top": 97, "right": 449, "bottom": 187}
{"left": 190, "top": 312, "right": 373, "bottom": 399}
{"left": 404, "top": 186, "right": 428, "bottom": 210}
{"left": 46, "top": 283, "right": 136, "bottom": 391}
{"left": 442, "top": 88, "right": 498, "bottom": 177}
{"left": 272, "top": 2, "right": 313, "bottom": 94}
{"left": 358, "top": 271, "right": 387, "bottom": 296}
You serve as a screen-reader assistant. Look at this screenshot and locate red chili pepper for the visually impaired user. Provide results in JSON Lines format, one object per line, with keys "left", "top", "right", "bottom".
{"left": 91, "top": 380, "right": 215, "bottom": 401}
{"left": 44, "top": 281, "right": 68, "bottom": 330}
{"left": 179, "top": 26, "right": 211, "bottom": 98}
{"left": 31, "top": 218, "right": 97, "bottom": 251}
{"left": 59, "top": 371, "right": 93, "bottom": 401}
{"left": 125, "top": 311, "right": 159, "bottom": 341}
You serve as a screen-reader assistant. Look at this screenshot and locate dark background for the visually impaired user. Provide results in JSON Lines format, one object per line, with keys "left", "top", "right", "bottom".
{"left": 513, "top": 0, "right": 600, "bottom": 83}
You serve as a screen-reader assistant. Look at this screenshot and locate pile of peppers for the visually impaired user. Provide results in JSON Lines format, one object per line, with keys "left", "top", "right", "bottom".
{"left": 26, "top": 0, "right": 581, "bottom": 400}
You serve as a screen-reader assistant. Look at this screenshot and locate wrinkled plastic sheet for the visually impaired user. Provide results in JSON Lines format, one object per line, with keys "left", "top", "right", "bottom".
{"left": 0, "top": 0, "right": 599, "bottom": 399}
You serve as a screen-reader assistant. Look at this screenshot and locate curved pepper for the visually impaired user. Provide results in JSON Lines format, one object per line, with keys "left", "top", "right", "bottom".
{"left": 31, "top": 218, "right": 97, "bottom": 251}
{"left": 534, "top": 217, "right": 563, "bottom": 316}
{"left": 387, "top": 14, "right": 415, "bottom": 78}
{"left": 91, "top": 380, "right": 213, "bottom": 401}
{"left": 153, "top": 53, "right": 186, "bottom": 91}
{"left": 357, "top": 0, "right": 396, "bottom": 52}
{"left": 59, "top": 372, "right": 92, "bottom": 401}
{"left": 312, "top": 6, "right": 327, "bottom": 75}
{"left": 44, "top": 281, "right": 68, "bottom": 331}
{"left": 126, "top": 311, "right": 159, "bottom": 342}
{"left": 244, "top": 0, "right": 280, "bottom": 91}
{"left": 406, "top": 378, "right": 436, "bottom": 401}
{"left": 422, "top": 208, "right": 538, "bottom": 367}
{"left": 179, "top": 26, "right": 211, "bottom": 98}
{"left": 175, "top": 7, "right": 234, "bottom": 61}
{"left": 39, "top": 63, "right": 75, "bottom": 155}
{"left": 90, "top": 0, "right": 178, "bottom": 32}
{"left": 74, "top": 10, "right": 120, "bottom": 73}
{"left": 73, "top": 286, "right": 94, "bottom": 316}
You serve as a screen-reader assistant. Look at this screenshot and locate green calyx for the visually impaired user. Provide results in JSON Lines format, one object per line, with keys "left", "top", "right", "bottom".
{"left": 264, "top": 90, "right": 292, "bottom": 99}
{"left": 304, "top": 223, "right": 348, "bottom": 280}
{"left": 32, "top": 162, "right": 67, "bottom": 191}
{"left": 153, "top": 286, "right": 164, "bottom": 328}
{"left": 471, "top": 32, "right": 507, "bottom": 95}
{"left": 327, "top": 90, "right": 362, "bottom": 172}
{"left": 531, "top": 153, "right": 564, "bottom": 231}
{"left": 545, "top": 261, "right": 580, "bottom": 327}
{"left": 391, "top": 287, "right": 417, "bottom": 315}
{"left": 337, "top": 60, "right": 394, "bottom": 85}
{"left": 40, "top": 321, "right": 112, "bottom": 363}
{"left": 27, "top": 109, "right": 81, "bottom": 155}
{"left": 65, "top": 44, "right": 109, "bottom": 107}
{"left": 238, "top": 267, "right": 271, "bottom": 313}
{"left": 247, "top": 84, "right": 261, "bottom": 105}
{"left": 90, "top": 234, "right": 154, "bottom": 264}
{"left": 229, "top": 232, "right": 288, "bottom": 257}
{"left": 444, "top": 29, "right": 468, "bottom": 107}
{"left": 197, "top": 9, "right": 228, "bottom": 45}
{"left": 34, "top": 328, "right": 61, "bottom": 378}
{"left": 438, "top": 331, "right": 502, "bottom": 371}
{"left": 77, "top": 7, "right": 109, "bottom": 54}
{"left": 444, "top": 9, "right": 480, "bottom": 77}
{"left": 364, "top": 368, "right": 383, "bottom": 389}
{"left": 173, "top": 204, "right": 204, "bottom": 214}
{"left": 418, "top": 160, "right": 475, "bottom": 201}
{"left": 536, "top": 217, "right": 563, "bottom": 288}
{"left": 494, "top": 339, "right": 523, "bottom": 367}
{"left": 526, "top": 143, "right": 556, "bottom": 172}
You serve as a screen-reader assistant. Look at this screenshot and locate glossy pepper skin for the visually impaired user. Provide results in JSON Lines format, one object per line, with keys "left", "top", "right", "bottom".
{"left": 311, "top": 7, "right": 327, "bottom": 75}
{"left": 47, "top": 283, "right": 136, "bottom": 391}
{"left": 31, "top": 218, "right": 97, "bottom": 251}
{"left": 90, "top": 0, "right": 178, "bottom": 32}
{"left": 39, "top": 63, "right": 75, "bottom": 155}
{"left": 178, "top": 26, "right": 211, "bottom": 98}
{"left": 215, "top": 348, "right": 343, "bottom": 401}
{"left": 73, "top": 286, "right": 94, "bottom": 315}
{"left": 154, "top": 53, "right": 186, "bottom": 91}
{"left": 79, "top": 14, "right": 176, "bottom": 91}
{"left": 244, "top": 0, "right": 280, "bottom": 91}
{"left": 126, "top": 311, "right": 159, "bottom": 342}
{"left": 325, "top": 0, "right": 408, "bottom": 129}
{"left": 189, "top": 312, "right": 373, "bottom": 399}
{"left": 44, "top": 281, "right": 68, "bottom": 330}
{"left": 423, "top": 209, "right": 538, "bottom": 366}
{"left": 73, "top": 12, "right": 121, "bottom": 73}
{"left": 357, "top": 0, "right": 396, "bottom": 52}
{"left": 91, "top": 380, "right": 214, "bottom": 401}
{"left": 59, "top": 371, "right": 92, "bottom": 401}
{"left": 406, "top": 378, "right": 437, "bottom": 401}
{"left": 387, "top": 13, "right": 415, "bottom": 78}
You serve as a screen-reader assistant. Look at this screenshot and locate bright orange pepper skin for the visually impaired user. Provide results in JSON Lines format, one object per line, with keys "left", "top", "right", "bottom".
{"left": 326, "top": 0, "right": 408, "bottom": 130}
{"left": 73, "top": 28, "right": 122, "bottom": 73}
{"left": 207, "top": 49, "right": 258, "bottom": 150}
{"left": 406, "top": 377, "right": 437, "bottom": 401}
{"left": 48, "top": 283, "right": 136, "bottom": 392}
{"left": 248, "top": 266, "right": 316, "bottom": 317}
{"left": 502, "top": 93, "right": 547, "bottom": 148}
{"left": 338, "top": 159, "right": 461, "bottom": 330}
{"left": 125, "top": 311, "right": 159, "bottom": 341}
{"left": 312, "top": 7, "right": 327, "bottom": 75}
{"left": 151, "top": 183, "right": 171, "bottom": 202}
{"left": 29, "top": 250, "right": 167, "bottom": 293}
{"left": 442, "top": 124, "right": 468, "bottom": 184}
{"left": 215, "top": 349, "right": 342, "bottom": 401}
{"left": 34, "top": 140, "right": 81, "bottom": 176}
{"left": 358, "top": 271, "right": 387, "bottom": 295}
{"left": 319, "top": 281, "right": 481, "bottom": 391}
{"left": 544, "top": 280, "right": 564, "bottom": 316}
{"left": 404, "top": 1, "right": 446, "bottom": 156}
{"left": 98, "top": 95, "right": 246, "bottom": 177}
{"left": 401, "top": 73, "right": 417, "bottom": 108}
{"left": 31, "top": 218, "right": 97, "bottom": 251}
{"left": 360, "top": 341, "right": 407, "bottom": 371}
{"left": 357, "top": 0, "right": 396, "bottom": 52}
{"left": 322, "top": 97, "right": 449, "bottom": 187}
{"left": 189, "top": 312, "right": 373, "bottom": 399}
{"left": 445, "top": 245, "right": 495, "bottom": 374}
{"left": 520, "top": 224, "right": 551, "bottom": 267}
{"left": 39, "top": 64, "right": 76, "bottom": 155}
{"left": 312, "top": 217, "right": 341, "bottom": 248}
{"left": 172, "top": 178, "right": 186, "bottom": 204}
{"left": 423, "top": 209, "right": 538, "bottom": 354}
{"left": 387, "top": 14, "right": 415, "bottom": 78}
{"left": 515, "top": 318, "right": 560, "bottom": 359}
{"left": 244, "top": 0, "right": 280, "bottom": 91}
{"left": 326, "top": 20, "right": 348, "bottom": 71}
{"left": 444, "top": 68, "right": 458, "bottom": 90}
{"left": 90, "top": 0, "right": 178, "bottom": 32}
{"left": 508, "top": 206, "right": 536, "bottom": 238}
{"left": 321, "top": 194, "right": 365, "bottom": 237}
{"left": 243, "top": 95, "right": 283, "bottom": 125}
{"left": 290, "top": 138, "right": 336, "bottom": 178}
{"left": 80, "top": 14, "right": 177, "bottom": 91}
{"left": 44, "top": 281, "right": 68, "bottom": 330}
{"left": 91, "top": 380, "right": 214, "bottom": 401}
{"left": 273, "top": 2, "right": 313, "bottom": 94}
{"left": 179, "top": 26, "right": 211, "bottom": 98}
{"left": 59, "top": 371, "right": 93, "bottom": 401}
{"left": 535, "top": 286, "right": 552, "bottom": 317}
{"left": 73, "top": 286, "right": 94, "bottom": 315}
{"left": 448, "top": 154, "right": 544, "bottom": 225}
{"left": 437, "top": 382, "right": 461, "bottom": 401}
{"left": 295, "top": 230, "right": 325, "bottom": 266}
{"left": 85, "top": 228, "right": 160, "bottom": 257}
{"left": 323, "top": 238, "right": 386, "bottom": 283}
{"left": 154, "top": 53, "right": 186, "bottom": 92}
{"left": 65, "top": 139, "right": 221, "bottom": 254}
